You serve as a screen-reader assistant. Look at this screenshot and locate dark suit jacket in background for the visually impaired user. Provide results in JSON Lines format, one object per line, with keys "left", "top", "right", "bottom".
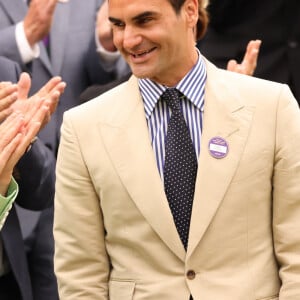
{"left": 198, "top": 0, "right": 300, "bottom": 104}
{"left": 0, "top": 56, "right": 57, "bottom": 300}
{"left": 80, "top": 72, "right": 132, "bottom": 103}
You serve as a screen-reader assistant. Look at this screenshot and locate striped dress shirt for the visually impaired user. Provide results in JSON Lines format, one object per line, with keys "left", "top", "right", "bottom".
{"left": 138, "top": 50, "right": 207, "bottom": 179}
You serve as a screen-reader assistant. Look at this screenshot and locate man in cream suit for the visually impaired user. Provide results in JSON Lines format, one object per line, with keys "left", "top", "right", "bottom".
{"left": 54, "top": 0, "right": 300, "bottom": 299}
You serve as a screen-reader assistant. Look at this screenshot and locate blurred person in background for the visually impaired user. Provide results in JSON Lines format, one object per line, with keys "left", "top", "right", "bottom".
{"left": 0, "top": 0, "right": 127, "bottom": 298}
{"left": 198, "top": 0, "right": 300, "bottom": 105}
{"left": 0, "top": 55, "right": 65, "bottom": 300}
{"left": 0, "top": 76, "right": 56, "bottom": 230}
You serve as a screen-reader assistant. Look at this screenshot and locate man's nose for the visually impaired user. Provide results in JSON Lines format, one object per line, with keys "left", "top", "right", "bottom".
{"left": 123, "top": 26, "right": 142, "bottom": 50}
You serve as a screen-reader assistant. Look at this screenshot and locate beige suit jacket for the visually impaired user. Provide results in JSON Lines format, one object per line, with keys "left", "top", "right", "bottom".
{"left": 54, "top": 60, "right": 300, "bottom": 300}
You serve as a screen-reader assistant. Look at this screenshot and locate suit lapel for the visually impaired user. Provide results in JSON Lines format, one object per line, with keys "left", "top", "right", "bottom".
{"left": 0, "top": 0, "right": 27, "bottom": 23}
{"left": 97, "top": 63, "right": 255, "bottom": 260}
{"left": 50, "top": 1, "right": 70, "bottom": 74}
{"left": 38, "top": 43, "right": 53, "bottom": 75}
{"left": 98, "top": 77, "right": 186, "bottom": 261}
{"left": 187, "top": 61, "right": 255, "bottom": 257}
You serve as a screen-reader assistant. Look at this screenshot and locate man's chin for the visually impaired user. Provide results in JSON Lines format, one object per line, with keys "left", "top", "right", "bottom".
{"left": 131, "top": 72, "right": 148, "bottom": 79}
{"left": 130, "top": 67, "right": 153, "bottom": 80}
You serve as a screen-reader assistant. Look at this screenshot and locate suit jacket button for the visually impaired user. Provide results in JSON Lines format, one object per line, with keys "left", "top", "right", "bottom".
{"left": 186, "top": 270, "right": 196, "bottom": 280}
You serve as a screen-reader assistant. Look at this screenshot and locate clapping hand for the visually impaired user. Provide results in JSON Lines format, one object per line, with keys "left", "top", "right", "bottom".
{"left": 11, "top": 72, "right": 66, "bottom": 129}
{"left": 0, "top": 82, "right": 18, "bottom": 122}
{"left": 0, "top": 102, "right": 49, "bottom": 195}
{"left": 0, "top": 73, "right": 66, "bottom": 196}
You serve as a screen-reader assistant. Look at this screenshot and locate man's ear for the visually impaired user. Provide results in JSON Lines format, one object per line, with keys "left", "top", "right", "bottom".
{"left": 183, "top": 0, "right": 199, "bottom": 28}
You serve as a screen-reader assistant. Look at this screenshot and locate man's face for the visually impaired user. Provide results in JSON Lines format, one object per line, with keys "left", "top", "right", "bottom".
{"left": 109, "top": 0, "right": 198, "bottom": 86}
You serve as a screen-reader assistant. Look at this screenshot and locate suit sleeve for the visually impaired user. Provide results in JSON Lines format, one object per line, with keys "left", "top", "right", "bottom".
{"left": 54, "top": 112, "right": 110, "bottom": 299}
{"left": 28, "top": 206, "right": 59, "bottom": 300}
{"left": 272, "top": 85, "right": 300, "bottom": 298}
{"left": 0, "top": 25, "right": 27, "bottom": 69}
{"left": 0, "top": 56, "right": 21, "bottom": 82}
{"left": 14, "top": 138, "right": 56, "bottom": 210}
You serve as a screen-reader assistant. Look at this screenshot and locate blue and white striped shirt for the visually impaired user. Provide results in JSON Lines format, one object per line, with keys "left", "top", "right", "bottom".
{"left": 138, "top": 50, "right": 207, "bottom": 179}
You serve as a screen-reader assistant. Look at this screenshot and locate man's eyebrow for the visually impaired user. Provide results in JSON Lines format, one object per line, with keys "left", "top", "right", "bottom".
{"left": 109, "top": 11, "right": 157, "bottom": 24}
{"left": 108, "top": 16, "right": 122, "bottom": 24}
{"left": 132, "top": 11, "right": 157, "bottom": 22}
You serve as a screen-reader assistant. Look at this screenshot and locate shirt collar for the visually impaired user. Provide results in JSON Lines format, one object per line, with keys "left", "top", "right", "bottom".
{"left": 138, "top": 48, "right": 207, "bottom": 120}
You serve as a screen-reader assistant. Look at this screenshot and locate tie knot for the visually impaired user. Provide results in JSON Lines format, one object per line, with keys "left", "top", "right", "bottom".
{"left": 162, "top": 88, "right": 181, "bottom": 112}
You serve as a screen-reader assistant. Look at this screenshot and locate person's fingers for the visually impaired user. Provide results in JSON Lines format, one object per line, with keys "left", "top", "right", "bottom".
{"left": 48, "top": 81, "right": 66, "bottom": 99}
{"left": 242, "top": 40, "right": 261, "bottom": 75}
{"left": 20, "top": 96, "right": 52, "bottom": 132}
{"left": 34, "top": 79, "right": 65, "bottom": 115}
{"left": 241, "top": 40, "right": 261, "bottom": 75}
{"left": 245, "top": 40, "right": 261, "bottom": 62}
{"left": 227, "top": 59, "right": 238, "bottom": 72}
{"left": 0, "top": 112, "right": 25, "bottom": 151}
{"left": 0, "top": 101, "right": 50, "bottom": 172}
{"left": 17, "top": 72, "right": 31, "bottom": 100}
{"left": 0, "top": 108, "right": 14, "bottom": 123}
{"left": 11, "top": 77, "right": 64, "bottom": 128}
{"left": 0, "top": 132, "right": 23, "bottom": 175}
{"left": 226, "top": 40, "right": 261, "bottom": 76}
{"left": 47, "top": 91, "right": 60, "bottom": 115}
{"left": 0, "top": 84, "right": 18, "bottom": 122}
{"left": 23, "top": 97, "right": 46, "bottom": 127}
{"left": 47, "top": 82, "right": 66, "bottom": 114}
{"left": 0, "top": 83, "right": 17, "bottom": 99}
{"left": 28, "top": 100, "right": 51, "bottom": 131}
{"left": 35, "top": 76, "right": 62, "bottom": 97}
{"left": 0, "top": 81, "right": 12, "bottom": 89}
{"left": 0, "top": 125, "right": 37, "bottom": 176}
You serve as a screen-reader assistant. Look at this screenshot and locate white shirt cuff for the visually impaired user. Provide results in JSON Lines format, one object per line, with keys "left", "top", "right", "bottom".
{"left": 15, "top": 22, "right": 40, "bottom": 64}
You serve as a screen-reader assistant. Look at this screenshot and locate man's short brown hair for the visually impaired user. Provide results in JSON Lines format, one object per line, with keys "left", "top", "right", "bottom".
{"left": 168, "top": 0, "right": 208, "bottom": 40}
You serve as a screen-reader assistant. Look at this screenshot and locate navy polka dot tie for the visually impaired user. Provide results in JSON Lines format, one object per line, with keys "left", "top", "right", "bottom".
{"left": 163, "top": 88, "right": 198, "bottom": 251}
